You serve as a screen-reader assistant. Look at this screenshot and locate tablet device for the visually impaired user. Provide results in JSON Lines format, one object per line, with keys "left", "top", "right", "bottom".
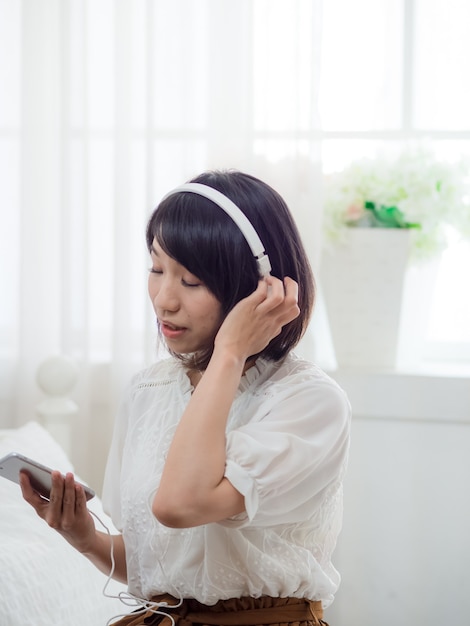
{"left": 0, "top": 452, "right": 95, "bottom": 501}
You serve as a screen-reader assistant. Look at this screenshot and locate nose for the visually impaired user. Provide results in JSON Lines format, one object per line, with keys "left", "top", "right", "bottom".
{"left": 151, "top": 277, "right": 180, "bottom": 313}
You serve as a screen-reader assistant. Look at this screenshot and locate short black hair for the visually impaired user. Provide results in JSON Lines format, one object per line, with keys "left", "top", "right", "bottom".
{"left": 146, "top": 169, "right": 315, "bottom": 369}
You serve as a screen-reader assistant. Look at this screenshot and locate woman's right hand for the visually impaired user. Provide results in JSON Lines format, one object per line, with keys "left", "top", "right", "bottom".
{"left": 21, "top": 469, "right": 128, "bottom": 582}
{"left": 20, "top": 469, "right": 97, "bottom": 554}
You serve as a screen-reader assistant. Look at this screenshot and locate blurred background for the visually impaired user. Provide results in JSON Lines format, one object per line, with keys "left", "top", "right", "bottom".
{"left": 1, "top": 2, "right": 469, "bottom": 624}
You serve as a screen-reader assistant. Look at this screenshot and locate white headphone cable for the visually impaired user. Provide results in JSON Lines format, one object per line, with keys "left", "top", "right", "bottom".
{"left": 89, "top": 510, "right": 182, "bottom": 626}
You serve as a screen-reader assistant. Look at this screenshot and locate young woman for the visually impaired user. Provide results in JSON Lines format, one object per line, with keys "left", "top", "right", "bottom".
{"left": 21, "top": 170, "right": 351, "bottom": 626}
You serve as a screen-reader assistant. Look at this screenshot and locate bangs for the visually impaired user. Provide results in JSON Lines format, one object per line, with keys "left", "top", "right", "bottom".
{"left": 147, "top": 192, "right": 258, "bottom": 311}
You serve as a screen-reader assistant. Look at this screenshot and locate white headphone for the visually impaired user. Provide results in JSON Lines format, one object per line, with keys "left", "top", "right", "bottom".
{"left": 160, "top": 182, "right": 272, "bottom": 277}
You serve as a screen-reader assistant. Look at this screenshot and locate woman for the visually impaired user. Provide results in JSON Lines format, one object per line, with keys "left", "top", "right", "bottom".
{"left": 21, "top": 170, "right": 351, "bottom": 626}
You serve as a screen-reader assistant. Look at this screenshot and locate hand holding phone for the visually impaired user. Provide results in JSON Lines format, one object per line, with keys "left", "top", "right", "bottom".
{"left": 0, "top": 452, "right": 95, "bottom": 501}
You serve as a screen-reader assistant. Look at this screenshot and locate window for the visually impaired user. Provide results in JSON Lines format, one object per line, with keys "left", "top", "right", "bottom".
{"left": 1, "top": 0, "right": 468, "bottom": 372}
{"left": 318, "top": 0, "right": 470, "bottom": 365}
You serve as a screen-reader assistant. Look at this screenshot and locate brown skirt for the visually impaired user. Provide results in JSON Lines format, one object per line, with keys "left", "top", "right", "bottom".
{"left": 109, "top": 595, "right": 329, "bottom": 626}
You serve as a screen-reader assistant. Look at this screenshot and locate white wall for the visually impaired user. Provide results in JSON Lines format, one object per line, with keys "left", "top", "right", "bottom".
{"left": 324, "top": 369, "right": 470, "bottom": 626}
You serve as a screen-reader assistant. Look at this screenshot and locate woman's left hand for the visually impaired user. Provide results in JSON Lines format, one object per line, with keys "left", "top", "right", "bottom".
{"left": 214, "top": 276, "right": 300, "bottom": 362}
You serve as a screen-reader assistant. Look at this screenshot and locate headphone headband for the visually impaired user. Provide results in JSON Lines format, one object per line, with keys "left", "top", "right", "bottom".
{"left": 160, "top": 182, "right": 272, "bottom": 277}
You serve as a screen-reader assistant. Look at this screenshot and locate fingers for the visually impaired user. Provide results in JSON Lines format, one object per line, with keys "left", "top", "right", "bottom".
{"left": 61, "top": 473, "right": 80, "bottom": 528}
{"left": 20, "top": 469, "right": 95, "bottom": 554}
{"left": 247, "top": 276, "right": 300, "bottom": 346}
{"left": 282, "top": 277, "right": 301, "bottom": 321}
{"left": 19, "top": 471, "right": 48, "bottom": 511}
{"left": 215, "top": 275, "right": 300, "bottom": 361}
{"left": 47, "top": 471, "right": 81, "bottom": 529}
{"left": 257, "top": 276, "right": 300, "bottom": 323}
{"left": 46, "top": 471, "right": 65, "bottom": 526}
{"left": 21, "top": 468, "right": 86, "bottom": 531}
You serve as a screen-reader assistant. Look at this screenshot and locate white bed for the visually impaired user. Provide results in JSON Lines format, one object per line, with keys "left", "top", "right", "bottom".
{"left": 0, "top": 421, "right": 131, "bottom": 626}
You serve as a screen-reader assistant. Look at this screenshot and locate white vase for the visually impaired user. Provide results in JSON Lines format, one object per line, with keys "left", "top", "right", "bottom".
{"left": 396, "top": 257, "right": 440, "bottom": 368}
{"left": 320, "top": 228, "right": 411, "bottom": 369}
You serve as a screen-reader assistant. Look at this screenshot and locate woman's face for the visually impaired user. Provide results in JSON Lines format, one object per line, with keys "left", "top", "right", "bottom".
{"left": 148, "top": 238, "right": 223, "bottom": 356}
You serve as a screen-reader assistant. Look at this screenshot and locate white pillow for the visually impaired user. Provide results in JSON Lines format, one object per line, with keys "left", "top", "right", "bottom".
{"left": 0, "top": 422, "right": 131, "bottom": 626}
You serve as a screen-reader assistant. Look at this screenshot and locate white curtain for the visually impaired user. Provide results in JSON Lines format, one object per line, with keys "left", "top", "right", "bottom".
{"left": 0, "top": 0, "right": 324, "bottom": 487}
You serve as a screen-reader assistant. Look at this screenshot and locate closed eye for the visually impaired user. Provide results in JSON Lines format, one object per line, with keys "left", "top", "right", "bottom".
{"left": 182, "top": 279, "right": 201, "bottom": 288}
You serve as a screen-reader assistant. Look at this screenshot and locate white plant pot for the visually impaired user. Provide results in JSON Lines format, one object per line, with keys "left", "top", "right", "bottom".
{"left": 320, "top": 228, "right": 411, "bottom": 369}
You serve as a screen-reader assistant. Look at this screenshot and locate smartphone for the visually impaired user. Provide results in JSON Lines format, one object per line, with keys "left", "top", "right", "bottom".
{"left": 0, "top": 452, "right": 95, "bottom": 501}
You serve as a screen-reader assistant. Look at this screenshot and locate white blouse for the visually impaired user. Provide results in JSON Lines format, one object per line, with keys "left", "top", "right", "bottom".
{"left": 102, "top": 352, "right": 351, "bottom": 608}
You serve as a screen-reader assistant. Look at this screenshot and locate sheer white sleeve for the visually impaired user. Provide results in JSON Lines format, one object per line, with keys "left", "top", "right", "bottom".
{"left": 223, "top": 374, "right": 351, "bottom": 528}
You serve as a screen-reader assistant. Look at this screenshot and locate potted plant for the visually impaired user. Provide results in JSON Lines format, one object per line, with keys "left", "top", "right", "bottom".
{"left": 320, "top": 145, "right": 470, "bottom": 369}
{"left": 322, "top": 145, "right": 470, "bottom": 260}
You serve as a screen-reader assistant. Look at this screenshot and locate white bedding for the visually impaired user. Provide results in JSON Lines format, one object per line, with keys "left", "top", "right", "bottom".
{"left": 0, "top": 422, "right": 131, "bottom": 626}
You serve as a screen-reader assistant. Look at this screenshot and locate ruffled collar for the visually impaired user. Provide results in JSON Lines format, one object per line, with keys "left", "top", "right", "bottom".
{"left": 238, "top": 358, "right": 266, "bottom": 392}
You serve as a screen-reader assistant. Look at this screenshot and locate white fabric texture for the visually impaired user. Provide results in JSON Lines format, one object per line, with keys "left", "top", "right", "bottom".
{"left": 102, "top": 353, "right": 351, "bottom": 608}
{"left": 0, "top": 422, "right": 129, "bottom": 626}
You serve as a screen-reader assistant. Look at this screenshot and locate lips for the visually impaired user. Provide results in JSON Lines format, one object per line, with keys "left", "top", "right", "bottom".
{"left": 161, "top": 321, "right": 182, "bottom": 331}
{"left": 160, "top": 320, "right": 187, "bottom": 339}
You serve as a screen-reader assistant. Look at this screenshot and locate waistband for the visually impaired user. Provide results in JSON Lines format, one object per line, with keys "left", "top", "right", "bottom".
{"left": 110, "top": 595, "right": 327, "bottom": 626}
